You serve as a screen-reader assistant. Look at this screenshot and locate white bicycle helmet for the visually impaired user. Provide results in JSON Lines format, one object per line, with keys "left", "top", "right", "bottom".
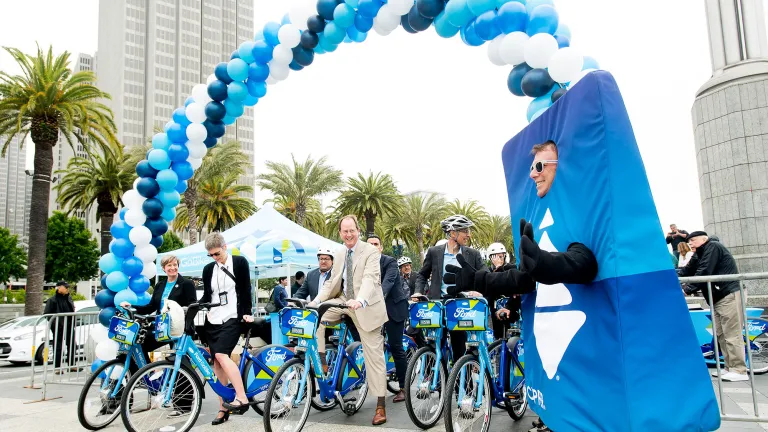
{"left": 441, "top": 214, "right": 474, "bottom": 233}
{"left": 317, "top": 247, "right": 334, "bottom": 260}
{"left": 397, "top": 256, "right": 412, "bottom": 267}
{"left": 488, "top": 242, "right": 507, "bottom": 256}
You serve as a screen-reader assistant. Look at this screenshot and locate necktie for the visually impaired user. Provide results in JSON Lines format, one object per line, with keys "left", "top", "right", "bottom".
{"left": 345, "top": 249, "right": 354, "bottom": 299}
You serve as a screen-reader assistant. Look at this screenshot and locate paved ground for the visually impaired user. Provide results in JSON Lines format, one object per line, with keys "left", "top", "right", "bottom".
{"left": 0, "top": 360, "right": 765, "bottom": 431}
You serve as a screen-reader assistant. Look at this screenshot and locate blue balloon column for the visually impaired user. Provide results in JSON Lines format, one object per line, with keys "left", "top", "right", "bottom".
{"left": 96, "top": 0, "right": 599, "bottom": 324}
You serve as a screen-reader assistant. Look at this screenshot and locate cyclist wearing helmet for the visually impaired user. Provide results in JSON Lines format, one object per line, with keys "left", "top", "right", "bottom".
{"left": 397, "top": 256, "right": 417, "bottom": 296}
{"left": 486, "top": 243, "right": 521, "bottom": 340}
{"left": 295, "top": 247, "right": 334, "bottom": 301}
{"left": 415, "top": 214, "right": 488, "bottom": 361}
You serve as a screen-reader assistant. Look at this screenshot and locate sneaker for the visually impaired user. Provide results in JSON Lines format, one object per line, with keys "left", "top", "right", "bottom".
{"left": 711, "top": 368, "right": 728, "bottom": 377}
{"left": 722, "top": 371, "right": 749, "bottom": 382}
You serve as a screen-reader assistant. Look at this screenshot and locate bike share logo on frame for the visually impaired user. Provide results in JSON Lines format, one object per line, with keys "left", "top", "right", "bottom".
{"left": 415, "top": 308, "right": 436, "bottom": 319}
{"left": 265, "top": 347, "right": 287, "bottom": 363}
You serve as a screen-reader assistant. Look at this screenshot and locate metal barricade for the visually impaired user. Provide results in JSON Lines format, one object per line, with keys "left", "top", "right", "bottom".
{"left": 23, "top": 311, "right": 100, "bottom": 403}
{"left": 679, "top": 272, "right": 768, "bottom": 424}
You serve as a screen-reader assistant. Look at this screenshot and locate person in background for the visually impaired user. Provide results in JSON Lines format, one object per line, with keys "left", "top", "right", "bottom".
{"left": 485, "top": 243, "right": 521, "bottom": 340}
{"left": 291, "top": 271, "right": 305, "bottom": 297}
{"left": 397, "top": 256, "right": 417, "bottom": 296}
{"left": 666, "top": 224, "right": 689, "bottom": 259}
{"left": 269, "top": 276, "right": 289, "bottom": 312}
{"left": 295, "top": 249, "right": 333, "bottom": 301}
{"left": 44, "top": 281, "right": 77, "bottom": 374}
{"left": 678, "top": 242, "right": 694, "bottom": 268}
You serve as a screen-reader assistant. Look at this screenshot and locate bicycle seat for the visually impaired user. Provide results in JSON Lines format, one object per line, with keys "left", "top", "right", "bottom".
{"left": 252, "top": 316, "right": 267, "bottom": 327}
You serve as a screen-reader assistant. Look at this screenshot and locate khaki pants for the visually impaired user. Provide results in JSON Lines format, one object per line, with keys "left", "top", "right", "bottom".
{"left": 317, "top": 299, "right": 387, "bottom": 397}
{"left": 714, "top": 291, "right": 747, "bottom": 374}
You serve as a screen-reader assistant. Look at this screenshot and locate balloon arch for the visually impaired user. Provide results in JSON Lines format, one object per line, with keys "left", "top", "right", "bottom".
{"left": 91, "top": 0, "right": 599, "bottom": 357}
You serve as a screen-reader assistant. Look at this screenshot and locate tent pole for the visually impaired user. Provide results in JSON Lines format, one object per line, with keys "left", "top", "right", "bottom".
{"left": 287, "top": 263, "right": 292, "bottom": 298}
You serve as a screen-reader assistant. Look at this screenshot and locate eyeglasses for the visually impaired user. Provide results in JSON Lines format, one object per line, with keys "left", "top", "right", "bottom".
{"left": 457, "top": 229, "right": 470, "bottom": 234}
{"left": 207, "top": 251, "right": 222, "bottom": 258}
{"left": 318, "top": 257, "right": 332, "bottom": 262}
{"left": 530, "top": 160, "right": 558, "bottom": 173}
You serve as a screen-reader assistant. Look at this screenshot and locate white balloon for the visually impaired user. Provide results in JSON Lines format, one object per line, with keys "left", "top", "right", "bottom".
{"left": 272, "top": 44, "right": 294, "bottom": 66}
{"left": 187, "top": 141, "right": 207, "bottom": 159}
{"left": 270, "top": 64, "right": 290, "bottom": 81}
{"left": 96, "top": 339, "right": 119, "bottom": 361}
{"left": 388, "top": 0, "right": 414, "bottom": 15}
{"left": 192, "top": 83, "right": 212, "bottom": 104}
{"left": 185, "top": 103, "right": 206, "bottom": 124}
{"left": 569, "top": 68, "right": 598, "bottom": 89}
{"left": 186, "top": 123, "right": 207, "bottom": 141}
{"left": 129, "top": 226, "right": 152, "bottom": 246}
{"left": 499, "top": 32, "right": 529, "bottom": 65}
{"left": 278, "top": 24, "right": 301, "bottom": 48}
{"left": 132, "top": 177, "right": 141, "bottom": 190}
{"left": 524, "top": 33, "right": 558, "bottom": 68}
{"left": 90, "top": 325, "right": 108, "bottom": 344}
{"left": 487, "top": 35, "right": 506, "bottom": 66}
{"left": 122, "top": 189, "right": 142, "bottom": 210}
{"left": 548, "top": 47, "right": 584, "bottom": 84}
{"left": 189, "top": 157, "right": 203, "bottom": 170}
{"left": 135, "top": 244, "right": 158, "bottom": 263}
{"left": 289, "top": 4, "right": 310, "bottom": 31}
{"left": 125, "top": 207, "right": 147, "bottom": 228}
{"left": 266, "top": 76, "right": 278, "bottom": 85}
{"left": 206, "top": 74, "right": 217, "bottom": 85}
{"left": 374, "top": 6, "right": 400, "bottom": 34}
{"left": 141, "top": 261, "right": 157, "bottom": 279}
{"left": 109, "top": 364, "right": 126, "bottom": 380}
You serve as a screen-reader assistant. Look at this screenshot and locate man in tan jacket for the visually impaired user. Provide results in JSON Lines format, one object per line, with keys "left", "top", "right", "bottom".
{"left": 311, "top": 215, "right": 389, "bottom": 425}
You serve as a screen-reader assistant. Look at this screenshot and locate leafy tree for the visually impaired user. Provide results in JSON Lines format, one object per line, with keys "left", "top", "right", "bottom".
{"left": 256, "top": 154, "right": 343, "bottom": 227}
{"left": 397, "top": 192, "right": 447, "bottom": 261}
{"left": 174, "top": 174, "right": 256, "bottom": 233}
{"left": 443, "top": 199, "right": 491, "bottom": 248}
{"left": 271, "top": 195, "right": 328, "bottom": 236}
{"left": 0, "top": 228, "right": 27, "bottom": 284}
{"left": 157, "top": 231, "right": 185, "bottom": 253}
{"left": 334, "top": 172, "right": 403, "bottom": 236}
{"left": 485, "top": 215, "right": 515, "bottom": 264}
{"left": 0, "top": 46, "right": 117, "bottom": 315}
{"left": 45, "top": 212, "right": 100, "bottom": 285}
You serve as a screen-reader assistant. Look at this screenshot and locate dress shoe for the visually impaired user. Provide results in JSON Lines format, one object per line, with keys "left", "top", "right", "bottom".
{"left": 372, "top": 406, "right": 387, "bottom": 425}
{"left": 393, "top": 390, "right": 406, "bottom": 403}
{"left": 211, "top": 410, "right": 229, "bottom": 426}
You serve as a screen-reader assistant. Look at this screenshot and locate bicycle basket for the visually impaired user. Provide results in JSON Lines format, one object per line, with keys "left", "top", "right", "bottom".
{"left": 409, "top": 301, "right": 443, "bottom": 328}
{"left": 279, "top": 307, "right": 318, "bottom": 339}
{"left": 445, "top": 298, "right": 489, "bottom": 331}
{"left": 108, "top": 316, "right": 139, "bottom": 346}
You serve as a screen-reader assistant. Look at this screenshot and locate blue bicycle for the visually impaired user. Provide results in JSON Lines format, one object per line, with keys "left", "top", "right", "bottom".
{"left": 442, "top": 296, "right": 527, "bottom": 432}
{"left": 119, "top": 302, "right": 294, "bottom": 432}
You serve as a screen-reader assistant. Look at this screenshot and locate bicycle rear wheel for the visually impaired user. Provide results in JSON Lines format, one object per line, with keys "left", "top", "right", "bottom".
{"left": 77, "top": 358, "right": 128, "bottom": 430}
{"left": 264, "top": 358, "right": 313, "bottom": 432}
{"left": 404, "top": 346, "right": 446, "bottom": 429}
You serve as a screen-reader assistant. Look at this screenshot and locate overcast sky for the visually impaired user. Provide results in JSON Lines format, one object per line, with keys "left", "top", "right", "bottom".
{"left": 0, "top": 0, "right": 753, "bottom": 234}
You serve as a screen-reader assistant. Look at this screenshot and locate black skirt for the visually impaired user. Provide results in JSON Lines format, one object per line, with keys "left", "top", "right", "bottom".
{"left": 203, "top": 318, "right": 241, "bottom": 358}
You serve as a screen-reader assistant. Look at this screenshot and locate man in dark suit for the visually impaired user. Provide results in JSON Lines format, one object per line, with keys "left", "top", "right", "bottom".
{"left": 294, "top": 248, "right": 334, "bottom": 301}
{"left": 415, "top": 215, "right": 488, "bottom": 361}
{"left": 291, "top": 271, "right": 305, "bottom": 297}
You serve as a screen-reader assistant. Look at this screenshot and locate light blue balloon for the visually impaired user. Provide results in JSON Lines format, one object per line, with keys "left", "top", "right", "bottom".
{"left": 106, "top": 271, "right": 129, "bottom": 292}
{"left": 158, "top": 190, "right": 181, "bottom": 208}
{"left": 526, "top": 4, "right": 558, "bottom": 36}
{"left": 224, "top": 99, "right": 245, "bottom": 117}
{"left": 346, "top": 0, "right": 360, "bottom": 7}
{"left": 526, "top": 0, "right": 553, "bottom": 13}
{"left": 156, "top": 169, "right": 179, "bottom": 191}
{"left": 99, "top": 253, "right": 123, "bottom": 274}
{"left": 496, "top": 0, "right": 523, "bottom": 6}
{"left": 238, "top": 41, "right": 256, "bottom": 63}
{"left": 467, "top": 0, "right": 496, "bottom": 16}
{"left": 445, "top": 0, "right": 475, "bottom": 28}
{"left": 334, "top": 4, "right": 356, "bottom": 28}
{"left": 227, "top": 81, "right": 248, "bottom": 102}
{"left": 148, "top": 149, "right": 171, "bottom": 171}
{"left": 324, "top": 22, "right": 346, "bottom": 45}
{"left": 582, "top": 56, "right": 600, "bottom": 70}
{"left": 161, "top": 205, "right": 177, "bottom": 221}
{"left": 222, "top": 114, "right": 237, "bottom": 125}
{"left": 227, "top": 58, "right": 249, "bottom": 82}
{"left": 243, "top": 94, "right": 259, "bottom": 107}
{"left": 253, "top": 29, "right": 264, "bottom": 41}
{"left": 555, "top": 22, "right": 571, "bottom": 39}
{"left": 530, "top": 106, "right": 548, "bottom": 122}
{"left": 526, "top": 91, "right": 554, "bottom": 122}
{"left": 135, "top": 291, "right": 152, "bottom": 306}
{"left": 434, "top": 11, "right": 461, "bottom": 38}
{"left": 114, "top": 289, "right": 138, "bottom": 306}
{"left": 152, "top": 133, "right": 171, "bottom": 151}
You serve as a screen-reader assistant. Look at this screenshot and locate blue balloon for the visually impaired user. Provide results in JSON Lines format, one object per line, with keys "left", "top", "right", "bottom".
{"left": 135, "top": 291, "right": 152, "bottom": 307}
{"left": 95, "top": 289, "right": 116, "bottom": 309}
{"left": 150, "top": 234, "right": 165, "bottom": 248}
{"left": 346, "top": 27, "right": 367, "bottom": 43}
{"left": 158, "top": 189, "right": 182, "bottom": 207}
{"left": 281, "top": 12, "right": 292, "bottom": 25}
{"left": 227, "top": 81, "right": 248, "bottom": 102}
{"left": 119, "top": 208, "right": 128, "bottom": 221}
{"left": 114, "top": 289, "right": 138, "bottom": 306}
{"left": 247, "top": 80, "right": 267, "bottom": 98}
{"left": 204, "top": 120, "right": 226, "bottom": 139}
{"left": 324, "top": 22, "right": 346, "bottom": 44}
{"left": 135, "top": 160, "right": 158, "bottom": 179}
{"left": 526, "top": 0, "right": 553, "bottom": 14}
{"left": 203, "top": 137, "right": 217, "bottom": 149}
{"left": 417, "top": 0, "right": 445, "bottom": 19}
{"left": 497, "top": 1, "right": 527, "bottom": 34}
{"left": 151, "top": 133, "right": 171, "bottom": 151}
{"left": 172, "top": 159, "right": 195, "bottom": 180}
{"left": 101, "top": 274, "right": 109, "bottom": 289}
{"left": 184, "top": 96, "right": 194, "bottom": 107}
{"left": 582, "top": 56, "right": 599, "bottom": 70}
{"left": 238, "top": 40, "right": 256, "bottom": 63}
{"left": 317, "top": 0, "right": 338, "bottom": 20}
{"left": 527, "top": 4, "right": 558, "bottom": 35}
{"left": 551, "top": 87, "right": 567, "bottom": 103}
{"left": 507, "top": 62, "right": 532, "bottom": 96}
{"left": 343, "top": 35, "right": 353, "bottom": 44}
{"left": 207, "top": 80, "right": 228, "bottom": 102}
{"left": 357, "top": 0, "right": 383, "bottom": 18}
{"left": 248, "top": 62, "right": 270, "bottom": 82}
{"left": 98, "top": 307, "right": 117, "bottom": 328}
{"left": 252, "top": 40, "right": 273, "bottom": 64}
{"left": 521, "top": 68, "right": 555, "bottom": 97}
{"left": 148, "top": 149, "right": 171, "bottom": 171}
{"left": 318, "top": 34, "right": 340, "bottom": 52}
{"left": 166, "top": 122, "right": 187, "bottom": 143}
{"left": 167, "top": 143, "right": 190, "bottom": 163}
{"left": 161, "top": 205, "right": 177, "bottom": 221}
{"left": 526, "top": 89, "right": 555, "bottom": 122}
{"left": 156, "top": 169, "right": 179, "bottom": 192}
{"left": 460, "top": 22, "right": 484, "bottom": 46}
{"left": 222, "top": 114, "right": 237, "bottom": 125}
{"left": 110, "top": 238, "right": 135, "bottom": 258}
{"left": 263, "top": 21, "right": 281, "bottom": 46}
{"left": 408, "top": 6, "right": 434, "bottom": 32}
{"left": 467, "top": 0, "right": 496, "bottom": 15}
{"left": 175, "top": 180, "right": 189, "bottom": 194}
{"left": 289, "top": 61, "right": 304, "bottom": 71}
{"left": 164, "top": 121, "right": 173, "bottom": 132}
{"left": 145, "top": 217, "right": 169, "bottom": 237}
{"left": 474, "top": 10, "right": 501, "bottom": 40}
{"left": 137, "top": 177, "right": 161, "bottom": 199}
{"left": 214, "top": 62, "right": 233, "bottom": 84}
{"left": 91, "top": 359, "right": 107, "bottom": 379}
{"left": 224, "top": 99, "right": 244, "bottom": 117}
{"left": 292, "top": 47, "right": 315, "bottom": 66}
{"left": 354, "top": 14, "right": 373, "bottom": 32}
{"left": 555, "top": 22, "right": 571, "bottom": 40}
{"left": 555, "top": 34, "right": 570, "bottom": 48}
{"left": 243, "top": 94, "right": 259, "bottom": 106}
{"left": 205, "top": 101, "right": 227, "bottom": 122}
{"left": 99, "top": 253, "right": 123, "bottom": 274}
{"left": 445, "top": 0, "right": 474, "bottom": 27}
{"left": 307, "top": 15, "right": 326, "bottom": 33}
{"left": 401, "top": 14, "right": 417, "bottom": 34}
{"left": 314, "top": 44, "right": 327, "bottom": 55}
{"left": 106, "top": 271, "right": 129, "bottom": 292}
{"left": 128, "top": 275, "right": 150, "bottom": 294}
{"left": 334, "top": 3, "right": 356, "bottom": 28}
{"left": 110, "top": 219, "right": 131, "bottom": 239}
{"left": 227, "top": 58, "right": 249, "bottom": 82}
{"left": 121, "top": 256, "right": 144, "bottom": 278}
{"left": 347, "top": 0, "right": 360, "bottom": 7}
{"left": 142, "top": 198, "right": 164, "bottom": 218}
{"left": 172, "top": 108, "right": 190, "bottom": 126}
{"left": 230, "top": 50, "right": 240, "bottom": 60}
{"left": 434, "top": 11, "right": 461, "bottom": 38}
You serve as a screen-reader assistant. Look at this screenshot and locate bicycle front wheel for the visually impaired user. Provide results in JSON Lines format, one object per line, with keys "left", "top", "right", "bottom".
{"left": 119, "top": 360, "right": 203, "bottom": 432}
{"left": 264, "top": 358, "right": 313, "bottom": 432}
{"left": 77, "top": 358, "right": 128, "bottom": 430}
{"left": 444, "top": 355, "right": 493, "bottom": 432}
{"left": 404, "top": 346, "right": 446, "bottom": 429}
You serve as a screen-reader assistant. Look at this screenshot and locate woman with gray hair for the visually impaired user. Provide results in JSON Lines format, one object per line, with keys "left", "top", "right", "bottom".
{"left": 200, "top": 232, "right": 254, "bottom": 425}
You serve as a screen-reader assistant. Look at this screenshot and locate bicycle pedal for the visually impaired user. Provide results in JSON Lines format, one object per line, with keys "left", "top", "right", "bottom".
{"left": 504, "top": 392, "right": 520, "bottom": 400}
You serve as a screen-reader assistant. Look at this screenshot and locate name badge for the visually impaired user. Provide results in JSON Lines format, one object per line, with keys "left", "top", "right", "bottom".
{"left": 219, "top": 292, "right": 228, "bottom": 306}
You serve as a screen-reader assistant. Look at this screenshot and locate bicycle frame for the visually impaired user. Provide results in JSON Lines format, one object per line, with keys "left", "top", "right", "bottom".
{"left": 103, "top": 344, "right": 147, "bottom": 399}
{"left": 412, "top": 302, "right": 452, "bottom": 392}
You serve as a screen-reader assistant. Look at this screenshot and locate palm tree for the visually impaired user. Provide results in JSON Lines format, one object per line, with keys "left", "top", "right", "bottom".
{"left": 486, "top": 215, "right": 515, "bottom": 263}
{"left": 334, "top": 172, "right": 403, "bottom": 236}
{"left": 54, "top": 142, "right": 136, "bottom": 255}
{"left": 0, "top": 46, "right": 116, "bottom": 315}
{"left": 174, "top": 173, "right": 256, "bottom": 233}
{"left": 270, "top": 195, "right": 328, "bottom": 236}
{"left": 256, "top": 154, "right": 343, "bottom": 227}
{"left": 399, "top": 192, "right": 446, "bottom": 260}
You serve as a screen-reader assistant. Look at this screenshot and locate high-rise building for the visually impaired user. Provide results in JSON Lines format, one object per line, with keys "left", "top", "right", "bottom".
{"left": 96, "top": 0, "right": 255, "bottom": 200}
{"left": 0, "top": 135, "right": 33, "bottom": 250}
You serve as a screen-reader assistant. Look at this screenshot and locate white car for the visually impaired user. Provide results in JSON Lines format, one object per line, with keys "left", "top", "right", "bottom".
{"left": 0, "top": 300, "right": 100, "bottom": 365}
